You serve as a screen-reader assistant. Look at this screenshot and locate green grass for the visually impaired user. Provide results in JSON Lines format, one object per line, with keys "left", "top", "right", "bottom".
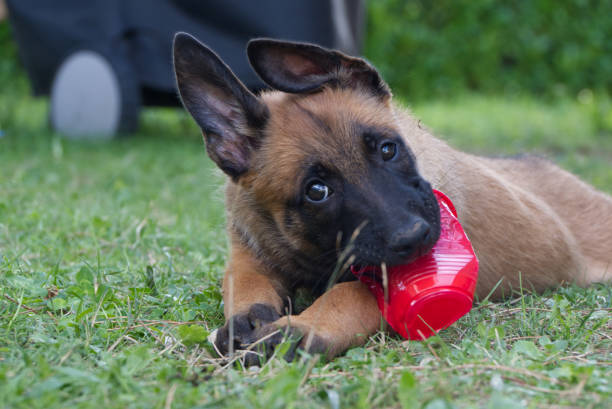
{"left": 1, "top": 89, "right": 611, "bottom": 409}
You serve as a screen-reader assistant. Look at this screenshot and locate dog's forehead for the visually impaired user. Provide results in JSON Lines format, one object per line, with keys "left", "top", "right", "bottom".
{"left": 254, "top": 88, "right": 396, "bottom": 192}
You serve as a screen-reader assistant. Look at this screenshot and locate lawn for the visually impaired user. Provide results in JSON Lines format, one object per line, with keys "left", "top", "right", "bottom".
{"left": 1, "top": 87, "right": 611, "bottom": 408}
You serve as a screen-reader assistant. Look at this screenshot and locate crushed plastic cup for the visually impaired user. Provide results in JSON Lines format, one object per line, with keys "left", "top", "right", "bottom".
{"left": 351, "top": 190, "right": 479, "bottom": 340}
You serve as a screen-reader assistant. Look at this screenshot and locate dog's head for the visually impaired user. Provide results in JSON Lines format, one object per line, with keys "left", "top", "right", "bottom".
{"left": 173, "top": 33, "right": 440, "bottom": 275}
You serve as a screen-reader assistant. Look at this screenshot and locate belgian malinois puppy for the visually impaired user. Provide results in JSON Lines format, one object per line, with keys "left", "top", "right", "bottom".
{"left": 173, "top": 32, "right": 611, "bottom": 365}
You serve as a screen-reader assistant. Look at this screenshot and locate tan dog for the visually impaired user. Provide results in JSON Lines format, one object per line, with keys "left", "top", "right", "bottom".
{"left": 173, "top": 33, "right": 611, "bottom": 365}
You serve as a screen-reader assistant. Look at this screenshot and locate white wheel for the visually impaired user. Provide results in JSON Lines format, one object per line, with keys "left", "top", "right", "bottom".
{"left": 50, "top": 50, "right": 139, "bottom": 139}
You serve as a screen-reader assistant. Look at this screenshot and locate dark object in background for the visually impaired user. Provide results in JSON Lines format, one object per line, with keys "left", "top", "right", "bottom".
{"left": 7, "top": 0, "right": 364, "bottom": 138}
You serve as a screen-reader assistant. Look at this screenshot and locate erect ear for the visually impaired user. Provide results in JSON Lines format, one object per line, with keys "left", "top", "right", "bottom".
{"left": 247, "top": 38, "right": 390, "bottom": 100}
{"left": 173, "top": 32, "right": 269, "bottom": 180}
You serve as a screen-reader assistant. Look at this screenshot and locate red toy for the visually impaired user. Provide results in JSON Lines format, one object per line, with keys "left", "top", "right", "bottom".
{"left": 351, "top": 190, "right": 479, "bottom": 340}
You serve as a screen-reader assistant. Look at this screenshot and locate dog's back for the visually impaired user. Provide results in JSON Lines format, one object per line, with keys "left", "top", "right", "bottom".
{"left": 401, "top": 108, "right": 612, "bottom": 297}
{"left": 490, "top": 156, "right": 612, "bottom": 283}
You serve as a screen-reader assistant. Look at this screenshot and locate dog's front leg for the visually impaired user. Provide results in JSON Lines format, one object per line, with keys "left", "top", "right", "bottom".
{"left": 215, "top": 243, "right": 287, "bottom": 356}
{"left": 246, "top": 280, "right": 382, "bottom": 365}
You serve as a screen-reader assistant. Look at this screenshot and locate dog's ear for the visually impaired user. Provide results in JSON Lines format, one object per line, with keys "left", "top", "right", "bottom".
{"left": 247, "top": 38, "right": 390, "bottom": 100}
{"left": 173, "top": 32, "right": 268, "bottom": 180}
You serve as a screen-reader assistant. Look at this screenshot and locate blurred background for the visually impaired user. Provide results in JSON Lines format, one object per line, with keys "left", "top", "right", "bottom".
{"left": 2, "top": 0, "right": 612, "bottom": 134}
{"left": 2, "top": 1, "right": 612, "bottom": 137}
{"left": 1, "top": 0, "right": 611, "bottom": 189}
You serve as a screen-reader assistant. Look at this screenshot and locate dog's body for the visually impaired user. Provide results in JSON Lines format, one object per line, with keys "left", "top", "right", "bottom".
{"left": 173, "top": 33, "right": 611, "bottom": 365}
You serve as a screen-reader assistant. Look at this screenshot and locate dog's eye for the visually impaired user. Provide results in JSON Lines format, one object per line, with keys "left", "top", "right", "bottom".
{"left": 381, "top": 142, "right": 397, "bottom": 161}
{"left": 305, "top": 181, "right": 332, "bottom": 202}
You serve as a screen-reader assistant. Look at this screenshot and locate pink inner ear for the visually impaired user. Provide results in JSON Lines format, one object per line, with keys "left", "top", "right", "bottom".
{"left": 198, "top": 81, "right": 243, "bottom": 121}
{"left": 282, "top": 53, "right": 325, "bottom": 77}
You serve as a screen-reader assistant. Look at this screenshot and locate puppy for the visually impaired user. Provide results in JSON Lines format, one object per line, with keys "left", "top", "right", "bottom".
{"left": 172, "top": 33, "right": 612, "bottom": 365}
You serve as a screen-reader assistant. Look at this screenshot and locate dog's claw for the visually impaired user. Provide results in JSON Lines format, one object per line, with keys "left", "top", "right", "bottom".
{"left": 215, "top": 306, "right": 331, "bottom": 366}
{"left": 242, "top": 322, "right": 329, "bottom": 366}
{"left": 214, "top": 303, "right": 280, "bottom": 356}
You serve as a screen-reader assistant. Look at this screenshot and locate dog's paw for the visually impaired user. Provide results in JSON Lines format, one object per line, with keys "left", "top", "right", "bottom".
{"left": 243, "top": 319, "right": 330, "bottom": 367}
{"left": 214, "top": 303, "right": 280, "bottom": 356}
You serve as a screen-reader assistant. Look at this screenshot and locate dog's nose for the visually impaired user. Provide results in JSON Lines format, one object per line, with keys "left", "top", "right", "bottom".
{"left": 388, "top": 219, "right": 431, "bottom": 256}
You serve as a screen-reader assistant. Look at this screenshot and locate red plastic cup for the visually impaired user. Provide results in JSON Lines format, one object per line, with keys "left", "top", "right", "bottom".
{"left": 351, "top": 190, "right": 479, "bottom": 340}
